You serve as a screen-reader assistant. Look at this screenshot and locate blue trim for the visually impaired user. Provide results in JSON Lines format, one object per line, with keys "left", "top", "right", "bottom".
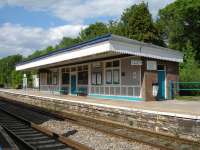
{"left": 89, "top": 94, "right": 144, "bottom": 101}
{"left": 17, "top": 33, "right": 112, "bottom": 66}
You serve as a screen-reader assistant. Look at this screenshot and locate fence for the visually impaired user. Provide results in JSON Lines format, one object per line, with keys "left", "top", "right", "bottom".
{"left": 169, "top": 81, "right": 200, "bottom": 99}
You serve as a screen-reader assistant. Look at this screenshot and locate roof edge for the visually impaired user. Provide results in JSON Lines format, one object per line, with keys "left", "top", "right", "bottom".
{"left": 110, "top": 34, "right": 183, "bottom": 56}
{"left": 16, "top": 33, "right": 112, "bottom": 66}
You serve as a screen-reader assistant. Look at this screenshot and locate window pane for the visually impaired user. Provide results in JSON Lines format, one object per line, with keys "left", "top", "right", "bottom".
{"left": 106, "top": 62, "right": 112, "bottom": 68}
{"left": 113, "top": 69, "right": 119, "bottom": 84}
{"left": 157, "top": 65, "right": 164, "bottom": 70}
{"left": 78, "top": 66, "right": 82, "bottom": 71}
{"left": 78, "top": 71, "right": 88, "bottom": 84}
{"left": 52, "top": 72, "right": 58, "bottom": 85}
{"left": 83, "top": 65, "right": 88, "bottom": 70}
{"left": 92, "top": 73, "right": 96, "bottom": 85}
{"left": 71, "top": 67, "right": 76, "bottom": 72}
{"left": 62, "top": 68, "right": 65, "bottom": 73}
{"left": 62, "top": 73, "right": 69, "bottom": 84}
{"left": 113, "top": 60, "right": 119, "bottom": 67}
{"left": 47, "top": 72, "right": 52, "bottom": 85}
{"left": 106, "top": 70, "right": 112, "bottom": 84}
{"left": 65, "top": 68, "right": 70, "bottom": 72}
{"left": 97, "top": 73, "right": 102, "bottom": 85}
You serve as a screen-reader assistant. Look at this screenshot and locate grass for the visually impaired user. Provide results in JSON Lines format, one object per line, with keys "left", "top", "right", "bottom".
{"left": 175, "top": 95, "right": 200, "bottom": 101}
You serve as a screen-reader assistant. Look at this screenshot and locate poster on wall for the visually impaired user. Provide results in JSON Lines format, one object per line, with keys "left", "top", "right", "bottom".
{"left": 131, "top": 59, "right": 142, "bottom": 65}
{"left": 147, "top": 61, "right": 157, "bottom": 70}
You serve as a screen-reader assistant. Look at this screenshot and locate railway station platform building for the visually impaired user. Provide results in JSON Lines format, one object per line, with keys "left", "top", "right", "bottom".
{"left": 16, "top": 34, "right": 183, "bottom": 101}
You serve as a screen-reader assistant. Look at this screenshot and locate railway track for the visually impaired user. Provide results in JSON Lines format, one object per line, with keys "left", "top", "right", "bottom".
{"left": 0, "top": 104, "right": 91, "bottom": 150}
{"left": 0, "top": 99, "right": 200, "bottom": 150}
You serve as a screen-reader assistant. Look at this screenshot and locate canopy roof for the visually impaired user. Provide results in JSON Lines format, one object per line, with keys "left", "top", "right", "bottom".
{"left": 16, "top": 34, "right": 183, "bottom": 71}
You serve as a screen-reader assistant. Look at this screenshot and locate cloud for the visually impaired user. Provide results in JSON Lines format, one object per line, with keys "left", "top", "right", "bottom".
{"left": 0, "top": 0, "right": 175, "bottom": 23}
{"left": 0, "top": 23, "right": 86, "bottom": 58}
{"left": 0, "top": 0, "right": 175, "bottom": 58}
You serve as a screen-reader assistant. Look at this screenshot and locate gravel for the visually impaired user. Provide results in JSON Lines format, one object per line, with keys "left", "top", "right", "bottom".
{"left": 40, "top": 119, "right": 159, "bottom": 150}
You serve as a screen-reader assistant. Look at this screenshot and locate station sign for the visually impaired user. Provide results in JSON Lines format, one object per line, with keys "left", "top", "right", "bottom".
{"left": 131, "top": 59, "right": 142, "bottom": 65}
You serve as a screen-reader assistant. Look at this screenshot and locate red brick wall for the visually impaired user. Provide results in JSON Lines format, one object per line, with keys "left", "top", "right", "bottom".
{"left": 141, "top": 59, "right": 179, "bottom": 101}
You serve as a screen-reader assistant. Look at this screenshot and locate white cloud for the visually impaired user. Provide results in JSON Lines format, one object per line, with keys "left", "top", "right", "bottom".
{"left": 0, "top": 0, "right": 175, "bottom": 23}
{"left": 0, "top": 0, "right": 175, "bottom": 58}
{"left": 0, "top": 23, "right": 86, "bottom": 57}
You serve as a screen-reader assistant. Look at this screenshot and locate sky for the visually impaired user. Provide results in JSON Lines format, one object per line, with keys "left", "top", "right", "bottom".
{"left": 0, "top": 0, "right": 175, "bottom": 58}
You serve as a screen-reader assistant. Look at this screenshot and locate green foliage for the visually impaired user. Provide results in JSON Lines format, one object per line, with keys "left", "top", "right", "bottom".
{"left": 179, "top": 41, "right": 200, "bottom": 95}
{"left": 11, "top": 70, "right": 23, "bottom": 89}
{"left": 120, "top": 2, "right": 165, "bottom": 46}
{"left": 79, "top": 22, "right": 109, "bottom": 41}
{"left": 24, "top": 46, "right": 55, "bottom": 61}
{"left": 0, "top": 55, "right": 23, "bottom": 87}
{"left": 55, "top": 37, "right": 81, "bottom": 49}
{"left": 0, "top": 1, "right": 199, "bottom": 90}
{"left": 180, "top": 41, "right": 200, "bottom": 81}
{"left": 157, "top": 0, "right": 200, "bottom": 61}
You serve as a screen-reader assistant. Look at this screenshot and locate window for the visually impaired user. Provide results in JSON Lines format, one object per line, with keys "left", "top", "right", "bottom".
{"left": 78, "top": 71, "right": 88, "bottom": 84}
{"left": 157, "top": 65, "right": 165, "bottom": 70}
{"left": 106, "top": 70, "right": 112, "bottom": 84}
{"left": 92, "top": 73, "right": 97, "bottom": 85}
{"left": 47, "top": 72, "right": 52, "bottom": 85}
{"left": 62, "top": 68, "right": 65, "bottom": 73}
{"left": 78, "top": 66, "right": 82, "bottom": 71}
{"left": 113, "top": 69, "right": 119, "bottom": 84}
{"left": 83, "top": 65, "right": 88, "bottom": 71}
{"left": 113, "top": 60, "right": 119, "bottom": 67}
{"left": 91, "top": 72, "right": 102, "bottom": 85}
{"left": 62, "top": 73, "right": 69, "bottom": 84}
{"left": 71, "top": 67, "right": 76, "bottom": 72}
{"left": 105, "top": 60, "right": 120, "bottom": 84}
{"left": 52, "top": 72, "right": 58, "bottom": 85}
{"left": 106, "top": 62, "right": 112, "bottom": 68}
{"left": 96, "top": 73, "right": 102, "bottom": 85}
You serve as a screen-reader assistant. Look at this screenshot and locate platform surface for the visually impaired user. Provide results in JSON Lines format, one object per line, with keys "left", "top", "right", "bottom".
{"left": 0, "top": 89, "right": 200, "bottom": 117}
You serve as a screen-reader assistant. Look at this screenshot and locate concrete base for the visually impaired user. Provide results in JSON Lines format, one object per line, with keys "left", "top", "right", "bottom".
{"left": 0, "top": 90, "right": 199, "bottom": 141}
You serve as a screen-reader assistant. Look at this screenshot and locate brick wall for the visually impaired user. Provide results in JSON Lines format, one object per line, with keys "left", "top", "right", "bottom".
{"left": 141, "top": 59, "right": 179, "bottom": 101}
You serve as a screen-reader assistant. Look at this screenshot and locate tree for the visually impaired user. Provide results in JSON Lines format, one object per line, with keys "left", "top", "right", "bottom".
{"left": 0, "top": 55, "right": 23, "bottom": 87}
{"left": 55, "top": 37, "right": 81, "bottom": 49}
{"left": 119, "top": 2, "right": 164, "bottom": 46}
{"left": 180, "top": 41, "right": 200, "bottom": 82}
{"left": 79, "top": 22, "right": 109, "bottom": 41}
{"left": 11, "top": 70, "right": 23, "bottom": 89}
{"left": 157, "top": 0, "right": 200, "bottom": 61}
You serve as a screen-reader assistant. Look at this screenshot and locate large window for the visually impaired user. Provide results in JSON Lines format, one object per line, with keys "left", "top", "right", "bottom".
{"left": 78, "top": 71, "right": 88, "bottom": 84}
{"left": 78, "top": 65, "right": 88, "bottom": 85}
{"left": 113, "top": 69, "right": 119, "bottom": 84}
{"left": 62, "top": 73, "right": 69, "bottom": 84}
{"left": 52, "top": 72, "right": 58, "bottom": 85}
{"left": 106, "top": 70, "right": 112, "bottom": 84}
{"left": 47, "top": 72, "right": 52, "bottom": 85}
{"left": 105, "top": 60, "right": 120, "bottom": 84}
{"left": 92, "top": 72, "right": 102, "bottom": 85}
{"left": 62, "top": 68, "right": 70, "bottom": 84}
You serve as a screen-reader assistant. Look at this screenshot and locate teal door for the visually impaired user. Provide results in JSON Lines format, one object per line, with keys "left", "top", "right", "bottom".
{"left": 157, "top": 70, "right": 165, "bottom": 100}
{"left": 71, "top": 75, "right": 77, "bottom": 94}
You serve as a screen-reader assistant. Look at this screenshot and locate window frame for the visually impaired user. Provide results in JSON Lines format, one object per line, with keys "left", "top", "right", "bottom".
{"left": 105, "top": 60, "right": 120, "bottom": 85}
{"left": 91, "top": 72, "right": 102, "bottom": 85}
